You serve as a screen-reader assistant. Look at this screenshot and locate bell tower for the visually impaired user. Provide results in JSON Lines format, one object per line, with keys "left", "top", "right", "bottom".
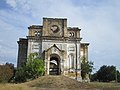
{"left": 42, "top": 18, "right": 68, "bottom": 37}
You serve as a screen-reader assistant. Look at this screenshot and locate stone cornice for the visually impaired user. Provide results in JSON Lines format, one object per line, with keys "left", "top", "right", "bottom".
{"left": 17, "top": 38, "right": 28, "bottom": 44}
{"left": 43, "top": 17, "right": 67, "bottom": 20}
{"left": 81, "top": 42, "right": 90, "bottom": 46}
{"left": 28, "top": 25, "right": 43, "bottom": 29}
{"left": 27, "top": 36, "right": 82, "bottom": 41}
{"left": 67, "top": 27, "right": 81, "bottom": 31}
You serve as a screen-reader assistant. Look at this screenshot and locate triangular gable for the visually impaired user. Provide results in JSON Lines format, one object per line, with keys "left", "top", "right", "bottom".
{"left": 45, "top": 44, "right": 64, "bottom": 52}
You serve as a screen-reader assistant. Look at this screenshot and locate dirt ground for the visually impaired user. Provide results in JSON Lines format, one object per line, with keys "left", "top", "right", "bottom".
{"left": 25, "top": 75, "right": 91, "bottom": 90}
{"left": 0, "top": 76, "right": 120, "bottom": 90}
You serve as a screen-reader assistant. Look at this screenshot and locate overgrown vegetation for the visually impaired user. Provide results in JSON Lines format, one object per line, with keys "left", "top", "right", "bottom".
{"left": 0, "top": 63, "right": 14, "bottom": 83}
{"left": 14, "top": 53, "right": 45, "bottom": 83}
{"left": 81, "top": 56, "right": 94, "bottom": 80}
{"left": 1, "top": 53, "right": 120, "bottom": 85}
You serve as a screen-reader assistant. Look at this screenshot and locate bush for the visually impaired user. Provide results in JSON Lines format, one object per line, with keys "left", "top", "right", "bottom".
{"left": 0, "top": 63, "right": 14, "bottom": 83}
{"left": 14, "top": 66, "right": 27, "bottom": 83}
{"left": 14, "top": 53, "right": 45, "bottom": 83}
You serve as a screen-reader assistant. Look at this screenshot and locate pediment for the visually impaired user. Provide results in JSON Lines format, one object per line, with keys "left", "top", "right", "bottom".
{"left": 45, "top": 44, "right": 64, "bottom": 52}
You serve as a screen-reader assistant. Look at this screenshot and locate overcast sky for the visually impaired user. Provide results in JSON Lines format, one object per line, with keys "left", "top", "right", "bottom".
{"left": 0, "top": 0, "right": 120, "bottom": 72}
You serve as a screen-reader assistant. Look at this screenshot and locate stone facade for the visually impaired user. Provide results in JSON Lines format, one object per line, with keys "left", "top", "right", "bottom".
{"left": 17, "top": 17, "right": 89, "bottom": 81}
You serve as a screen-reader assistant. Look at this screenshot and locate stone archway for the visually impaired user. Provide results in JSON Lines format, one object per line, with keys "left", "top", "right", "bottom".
{"left": 49, "top": 54, "right": 61, "bottom": 75}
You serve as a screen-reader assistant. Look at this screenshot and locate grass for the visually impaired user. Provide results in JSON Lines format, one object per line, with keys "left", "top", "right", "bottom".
{"left": 0, "top": 76, "right": 120, "bottom": 90}
{"left": 90, "top": 82, "right": 120, "bottom": 90}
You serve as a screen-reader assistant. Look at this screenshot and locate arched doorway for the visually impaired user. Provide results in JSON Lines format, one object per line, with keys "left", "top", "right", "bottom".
{"left": 49, "top": 54, "right": 60, "bottom": 75}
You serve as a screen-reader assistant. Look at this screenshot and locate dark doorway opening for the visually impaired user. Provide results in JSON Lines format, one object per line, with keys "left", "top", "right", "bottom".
{"left": 49, "top": 56, "right": 60, "bottom": 75}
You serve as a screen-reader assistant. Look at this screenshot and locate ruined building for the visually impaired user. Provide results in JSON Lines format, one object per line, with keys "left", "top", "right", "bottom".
{"left": 17, "top": 17, "right": 89, "bottom": 81}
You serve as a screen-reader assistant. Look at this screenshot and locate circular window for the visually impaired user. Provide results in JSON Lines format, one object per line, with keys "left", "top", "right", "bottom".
{"left": 50, "top": 25, "right": 59, "bottom": 33}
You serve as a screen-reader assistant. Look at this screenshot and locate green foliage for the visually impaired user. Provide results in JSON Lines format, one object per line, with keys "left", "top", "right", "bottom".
{"left": 91, "top": 65, "right": 119, "bottom": 82}
{"left": 98, "top": 65, "right": 116, "bottom": 82}
{"left": 0, "top": 63, "right": 14, "bottom": 83}
{"left": 117, "top": 71, "right": 120, "bottom": 82}
{"left": 90, "top": 73, "right": 97, "bottom": 81}
{"left": 14, "top": 66, "right": 27, "bottom": 82}
{"left": 14, "top": 53, "right": 45, "bottom": 83}
{"left": 81, "top": 56, "right": 94, "bottom": 79}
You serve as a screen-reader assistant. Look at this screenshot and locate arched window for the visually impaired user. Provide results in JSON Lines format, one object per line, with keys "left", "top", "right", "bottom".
{"left": 69, "top": 32, "right": 74, "bottom": 37}
{"left": 37, "top": 31, "right": 40, "bottom": 36}
{"left": 34, "top": 31, "right": 41, "bottom": 37}
{"left": 34, "top": 31, "right": 38, "bottom": 36}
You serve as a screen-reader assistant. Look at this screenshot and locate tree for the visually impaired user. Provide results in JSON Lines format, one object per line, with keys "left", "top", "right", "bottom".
{"left": 94, "top": 65, "right": 116, "bottom": 82}
{"left": 117, "top": 71, "right": 120, "bottom": 82}
{"left": 0, "top": 63, "right": 14, "bottom": 83}
{"left": 90, "top": 73, "right": 97, "bottom": 81}
{"left": 81, "top": 56, "right": 94, "bottom": 80}
{"left": 14, "top": 53, "right": 45, "bottom": 83}
{"left": 25, "top": 53, "right": 44, "bottom": 79}
{"left": 14, "top": 66, "right": 27, "bottom": 82}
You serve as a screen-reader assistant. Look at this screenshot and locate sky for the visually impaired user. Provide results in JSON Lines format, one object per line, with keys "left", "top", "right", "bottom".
{"left": 0, "top": 0, "right": 120, "bottom": 72}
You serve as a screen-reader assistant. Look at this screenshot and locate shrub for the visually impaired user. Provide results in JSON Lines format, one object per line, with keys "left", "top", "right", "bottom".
{"left": 14, "top": 53, "right": 45, "bottom": 83}
{"left": 0, "top": 63, "right": 14, "bottom": 83}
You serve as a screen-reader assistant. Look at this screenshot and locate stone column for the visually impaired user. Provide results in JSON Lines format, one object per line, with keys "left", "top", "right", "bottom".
{"left": 76, "top": 41, "right": 82, "bottom": 82}
{"left": 47, "top": 57, "right": 50, "bottom": 75}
